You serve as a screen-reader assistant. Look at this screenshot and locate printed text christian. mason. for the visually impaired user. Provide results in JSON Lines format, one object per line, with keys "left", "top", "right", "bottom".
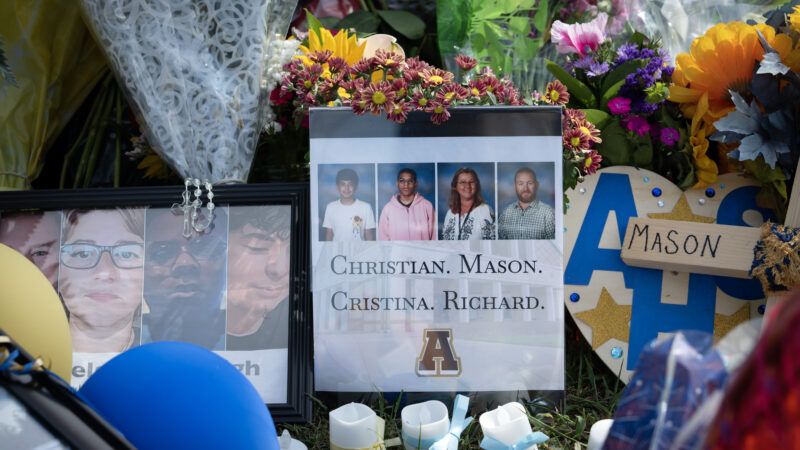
{"left": 330, "top": 254, "right": 541, "bottom": 275}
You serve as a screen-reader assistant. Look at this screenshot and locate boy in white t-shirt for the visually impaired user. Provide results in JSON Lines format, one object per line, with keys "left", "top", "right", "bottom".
{"left": 322, "top": 168, "right": 376, "bottom": 241}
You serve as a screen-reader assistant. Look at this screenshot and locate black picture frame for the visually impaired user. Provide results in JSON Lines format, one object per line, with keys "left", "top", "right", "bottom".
{"left": 0, "top": 183, "right": 312, "bottom": 423}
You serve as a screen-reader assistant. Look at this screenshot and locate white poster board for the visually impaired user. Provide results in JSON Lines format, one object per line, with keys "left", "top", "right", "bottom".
{"left": 310, "top": 107, "right": 565, "bottom": 393}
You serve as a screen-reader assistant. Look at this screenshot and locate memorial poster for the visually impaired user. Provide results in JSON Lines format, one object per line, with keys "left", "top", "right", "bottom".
{"left": 310, "top": 107, "right": 565, "bottom": 393}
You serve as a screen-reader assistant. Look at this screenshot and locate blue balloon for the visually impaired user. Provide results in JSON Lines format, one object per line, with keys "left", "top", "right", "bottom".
{"left": 79, "top": 342, "right": 278, "bottom": 450}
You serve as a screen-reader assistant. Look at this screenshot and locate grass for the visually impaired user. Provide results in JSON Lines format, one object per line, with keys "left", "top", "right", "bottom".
{"left": 281, "top": 313, "right": 625, "bottom": 449}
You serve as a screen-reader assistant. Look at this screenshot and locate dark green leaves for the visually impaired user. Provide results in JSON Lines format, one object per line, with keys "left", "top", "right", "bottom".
{"left": 546, "top": 60, "right": 596, "bottom": 107}
{"left": 337, "top": 11, "right": 382, "bottom": 34}
{"left": 376, "top": 10, "right": 425, "bottom": 40}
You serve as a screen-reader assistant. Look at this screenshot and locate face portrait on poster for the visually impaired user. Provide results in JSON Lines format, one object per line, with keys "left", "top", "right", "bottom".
{"left": 0, "top": 185, "right": 312, "bottom": 423}
{"left": 310, "top": 107, "right": 565, "bottom": 397}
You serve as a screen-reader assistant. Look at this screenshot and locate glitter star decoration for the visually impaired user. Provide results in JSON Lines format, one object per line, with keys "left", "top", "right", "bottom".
{"left": 713, "top": 304, "right": 751, "bottom": 342}
{"left": 575, "top": 287, "right": 632, "bottom": 349}
{"left": 648, "top": 194, "right": 715, "bottom": 223}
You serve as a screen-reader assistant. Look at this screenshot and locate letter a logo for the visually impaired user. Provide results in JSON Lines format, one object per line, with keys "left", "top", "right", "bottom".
{"left": 416, "top": 329, "right": 461, "bottom": 377}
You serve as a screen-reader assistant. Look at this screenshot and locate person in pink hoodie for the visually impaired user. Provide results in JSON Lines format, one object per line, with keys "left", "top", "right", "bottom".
{"left": 378, "top": 168, "right": 435, "bottom": 241}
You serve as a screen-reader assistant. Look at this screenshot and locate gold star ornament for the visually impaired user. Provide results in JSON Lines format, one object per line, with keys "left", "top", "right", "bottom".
{"left": 648, "top": 194, "right": 715, "bottom": 223}
{"left": 575, "top": 287, "right": 632, "bottom": 349}
{"left": 713, "top": 304, "right": 751, "bottom": 342}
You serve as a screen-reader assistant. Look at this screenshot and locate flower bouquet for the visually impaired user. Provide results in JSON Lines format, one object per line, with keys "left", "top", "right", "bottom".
{"left": 670, "top": 2, "right": 800, "bottom": 221}
{"left": 545, "top": 13, "right": 698, "bottom": 190}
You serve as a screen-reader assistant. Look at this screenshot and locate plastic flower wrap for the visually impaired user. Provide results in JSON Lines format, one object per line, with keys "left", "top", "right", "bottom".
{"left": 78, "top": 0, "right": 297, "bottom": 183}
{"left": 624, "top": 0, "right": 779, "bottom": 64}
{"left": 0, "top": 1, "right": 107, "bottom": 190}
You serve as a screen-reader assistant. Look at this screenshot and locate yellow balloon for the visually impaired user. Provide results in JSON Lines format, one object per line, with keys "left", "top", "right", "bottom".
{"left": 0, "top": 243, "right": 71, "bottom": 381}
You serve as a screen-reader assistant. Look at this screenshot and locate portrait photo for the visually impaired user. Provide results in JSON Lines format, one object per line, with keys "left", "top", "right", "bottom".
{"left": 142, "top": 206, "right": 228, "bottom": 350}
{"left": 0, "top": 210, "right": 62, "bottom": 289}
{"left": 437, "top": 162, "right": 496, "bottom": 240}
{"left": 226, "top": 205, "right": 291, "bottom": 351}
{"left": 377, "top": 163, "right": 436, "bottom": 241}
{"left": 58, "top": 208, "right": 145, "bottom": 353}
{"left": 497, "top": 162, "right": 556, "bottom": 240}
{"left": 318, "top": 163, "right": 377, "bottom": 242}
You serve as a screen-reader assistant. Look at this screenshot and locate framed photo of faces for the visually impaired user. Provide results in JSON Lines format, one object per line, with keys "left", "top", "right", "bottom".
{"left": 0, "top": 183, "right": 312, "bottom": 423}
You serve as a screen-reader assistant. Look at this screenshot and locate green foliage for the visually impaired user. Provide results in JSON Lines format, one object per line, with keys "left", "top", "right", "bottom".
{"left": 0, "top": 37, "right": 17, "bottom": 87}
{"left": 596, "top": 120, "right": 632, "bottom": 165}
{"left": 318, "top": 6, "right": 426, "bottom": 42}
{"left": 437, "top": 0, "right": 471, "bottom": 56}
{"left": 546, "top": 60, "right": 596, "bottom": 107}
{"left": 376, "top": 10, "right": 425, "bottom": 40}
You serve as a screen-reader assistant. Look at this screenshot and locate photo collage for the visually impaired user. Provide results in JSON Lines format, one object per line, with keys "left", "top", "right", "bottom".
{"left": 317, "top": 162, "right": 557, "bottom": 242}
{"left": 0, "top": 205, "right": 291, "bottom": 354}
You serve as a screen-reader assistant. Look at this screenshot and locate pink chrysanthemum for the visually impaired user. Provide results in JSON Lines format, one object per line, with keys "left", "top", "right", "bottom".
{"left": 436, "top": 83, "right": 468, "bottom": 104}
{"left": 387, "top": 101, "right": 411, "bottom": 123}
{"left": 372, "top": 49, "right": 403, "bottom": 69}
{"left": 544, "top": 80, "right": 570, "bottom": 105}
{"left": 582, "top": 150, "right": 602, "bottom": 175}
{"left": 564, "top": 128, "right": 591, "bottom": 151}
{"left": 468, "top": 79, "right": 487, "bottom": 98}
{"left": 421, "top": 68, "right": 454, "bottom": 87}
{"left": 455, "top": 54, "right": 478, "bottom": 71}
{"left": 428, "top": 101, "right": 451, "bottom": 125}
{"left": 360, "top": 81, "right": 396, "bottom": 114}
{"left": 410, "top": 90, "right": 431, "bottom": 110}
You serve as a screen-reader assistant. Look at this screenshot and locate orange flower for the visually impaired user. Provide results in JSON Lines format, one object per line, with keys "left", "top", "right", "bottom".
{"left": 669, "top": 22, "right": 800, "bottom": 136}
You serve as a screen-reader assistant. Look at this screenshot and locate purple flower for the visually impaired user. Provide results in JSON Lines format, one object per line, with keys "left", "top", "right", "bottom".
{"left": 660, "top": 127, "right": 680, "bottom": 146}
{"left": 608, "top": 97, "right": 632, "bottom": 115}
{"left": 587, "top": 61, "right": 610, "bottom": 77}
{"left": 623, "top": 116, "right": 650, "bottom": 136}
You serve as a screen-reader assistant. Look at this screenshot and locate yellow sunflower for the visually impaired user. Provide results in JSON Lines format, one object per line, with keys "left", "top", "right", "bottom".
{"left": 298, "top": 27, "right": 365, "bottom": 67}
{"left": 669, "top": 22, "right": 800, "bottom": 136}
{"left": 789, "top": 6, "right": 800, "bottom": 32}
{"left": 690, "top": 125, "right": 718, "bottom": 188}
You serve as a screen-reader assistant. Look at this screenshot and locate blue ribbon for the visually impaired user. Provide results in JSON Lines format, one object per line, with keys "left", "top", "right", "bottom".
{"left": 0, "top": 349, "right": 19, "bottom": 372}
{"left": 428, "top": 395, "right": 473, "bottom": 450}
{"left": 479, "top": 431, "right": 549, "bottom": 450}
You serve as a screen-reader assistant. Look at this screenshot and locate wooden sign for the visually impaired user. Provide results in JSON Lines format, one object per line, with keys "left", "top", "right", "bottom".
{"left": 621, "top": 218, "right": 759, "bottom": 279}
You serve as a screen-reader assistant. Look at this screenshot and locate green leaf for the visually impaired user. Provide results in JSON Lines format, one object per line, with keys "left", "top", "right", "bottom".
{"left": 596, "top": 120, "right": 633, "bottom": 165}
{"left": 632, "top": 138, "right": 654, "bottom": 167}
{"left": 305, "top": 9, "right": 323, "bottom": 38}
{"left": 533, "top": 0, "right": 549, "bottom": 33}
{"left": 376, "top": 10, "right": 426, "bottom": 40}
{"left": 600, "top": 79, "right": 626, "bottom": 107}
{"left": 437, "top": 0, "right": 470, "bottom": 55}
{"left": 630, "top": 31, "right": 649, "bottom": 46}
{"left": 319, "top": 17, "right": 340, "bottom": 29}
{"left": 582, "top": 109, "right": 611, "bottom": 128}
{"left": 546, "top": 60, "right": 596, "bottom": 107}
{"left": 509, "top": 16, "right": 531, "bottom": 35}
{"left": 600, "top": 60, "right": 643, "bottom": 95}
{"left": 337, "top": 11, "right": 381, "bottom": 34}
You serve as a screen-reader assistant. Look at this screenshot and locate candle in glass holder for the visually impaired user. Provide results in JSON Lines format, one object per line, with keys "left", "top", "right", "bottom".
{"left": 401, "top": 400, "right": 450, "bottom": 449}
{"left": 329, "top": 403, "right": 384, "bottom": 449}
{"left": 479, "top": 402, "right": 537, "bottom": 449}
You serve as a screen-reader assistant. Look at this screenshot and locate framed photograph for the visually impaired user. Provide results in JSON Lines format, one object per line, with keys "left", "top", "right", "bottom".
{"left": 0, "top": 183, "right": 312, "bottom": 423}
{"left": 309, "top": 106, "right": 565, "bottom": 407}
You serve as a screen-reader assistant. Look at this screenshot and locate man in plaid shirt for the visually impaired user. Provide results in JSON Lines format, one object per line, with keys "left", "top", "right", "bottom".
{"left": 498, "top": 167, "right": 555, "bottom": 240}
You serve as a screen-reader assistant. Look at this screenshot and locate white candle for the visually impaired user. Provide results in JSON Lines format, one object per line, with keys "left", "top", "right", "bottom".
{"left": 401, "top": 400, "right": 450, "bottom": 449}
{"left": 329, "top": 403, "right": 383, "bottom": 449}
{"left": 279, "top": 430, "right": 308, "bottom": 450}
{"left": 587, "top": 419, "right": 613, "bottom": 450}
{"left": 479, "top": 402, "right": 536, "bottom": 449}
